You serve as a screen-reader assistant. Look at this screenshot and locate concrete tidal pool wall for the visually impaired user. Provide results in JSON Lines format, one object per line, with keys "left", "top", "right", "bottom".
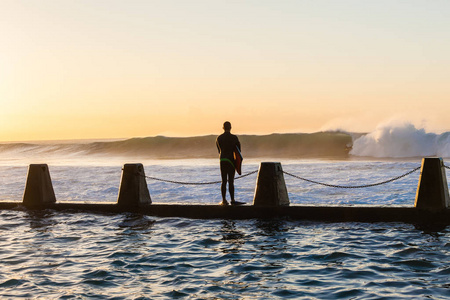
{"left": 0, "top": 159, "right": 447, "bottom": 225}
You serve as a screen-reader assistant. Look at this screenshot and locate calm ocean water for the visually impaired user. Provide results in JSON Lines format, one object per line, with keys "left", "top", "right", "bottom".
{"left": 0, "top": 157, "right": 449, "bottom": 298}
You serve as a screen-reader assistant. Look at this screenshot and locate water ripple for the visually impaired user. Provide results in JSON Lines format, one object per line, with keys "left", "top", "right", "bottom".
{"left": 0, "top": 212, "right": 449, "bottom": 299}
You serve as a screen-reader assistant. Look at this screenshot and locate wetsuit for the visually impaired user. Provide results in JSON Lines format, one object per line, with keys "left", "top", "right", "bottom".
{"left": 216, "top": 131, "right": 241, "bottom": 202}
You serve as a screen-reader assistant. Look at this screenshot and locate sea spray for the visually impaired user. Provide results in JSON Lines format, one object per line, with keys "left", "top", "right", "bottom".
{"left": 350, "top": 122, "right": 450, "bottom": 158}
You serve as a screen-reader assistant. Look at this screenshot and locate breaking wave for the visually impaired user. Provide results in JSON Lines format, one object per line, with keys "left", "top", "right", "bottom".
{"left": 1, "top": 124, "right": 449, "bottom": 162}
{"left": 350, "top": 122, "right": 450, "bottom": 158}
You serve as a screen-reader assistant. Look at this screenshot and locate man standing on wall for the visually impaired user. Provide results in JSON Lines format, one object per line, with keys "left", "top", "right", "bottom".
{"left": 216, "top": 121, "right": 241, "bottom": 205}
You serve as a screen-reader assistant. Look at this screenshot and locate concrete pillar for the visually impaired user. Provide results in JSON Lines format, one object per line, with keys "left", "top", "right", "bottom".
{"left": 23, "top": 164, "right": 56, "bottom": 207}
{"left": 117, "top": 164, "right": 151, "bottom": 207}
{"left": 253, "top": 162, "right": 289, "bottom": 206}
{"left": 415, "top": 157, "right": 449, "bottom": 210}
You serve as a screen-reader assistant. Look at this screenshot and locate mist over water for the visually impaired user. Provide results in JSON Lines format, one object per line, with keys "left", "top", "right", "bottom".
{"left": 350, "top": 122, "right": 450, "bottom": 158}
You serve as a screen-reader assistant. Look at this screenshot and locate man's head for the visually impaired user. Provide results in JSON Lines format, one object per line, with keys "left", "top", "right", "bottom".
{"left": 223, "top": 121, "right": 232, "bottom": 132}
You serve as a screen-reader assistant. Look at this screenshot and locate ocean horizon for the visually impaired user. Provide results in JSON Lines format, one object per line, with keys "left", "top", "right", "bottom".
{"left": 1, "top": 124, "right": 449, "bottom": 299}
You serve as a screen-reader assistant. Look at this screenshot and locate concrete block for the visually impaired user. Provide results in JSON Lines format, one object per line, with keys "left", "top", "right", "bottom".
{"left": 23, "top": 164, "right": 56, "bottom": 206}
{"left": 117, "top": 164, "right": 151, "bottom": 207}
{"left": 415, "top": 157, "right": 449, "bottom": 210}
{"left": 253, "top": 162, "right": 289, "bottom": 206}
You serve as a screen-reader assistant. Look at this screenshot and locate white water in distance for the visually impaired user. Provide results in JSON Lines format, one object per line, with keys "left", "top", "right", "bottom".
{"left": 351, "top": 122, "right": 450, "bottom": 158}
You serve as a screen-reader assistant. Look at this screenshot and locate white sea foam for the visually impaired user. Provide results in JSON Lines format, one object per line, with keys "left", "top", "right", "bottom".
{"left": 350, "top": 121, "right": 450, "bottom": 158}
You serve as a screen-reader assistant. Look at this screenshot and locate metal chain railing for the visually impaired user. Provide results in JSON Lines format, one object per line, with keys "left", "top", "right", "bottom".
{"left": 143, "top": 164, "right": 446, "bottom": 188}
{"left": 282, "top": 166, "right": 421, "bottom": 189}
{"left": 144, "top": 170, "right": 258, "bottom": 185}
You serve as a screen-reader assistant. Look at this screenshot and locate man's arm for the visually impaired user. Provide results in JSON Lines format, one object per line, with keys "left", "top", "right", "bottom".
{"left": 216, "top": 138, "right": 221, "bottom": 153}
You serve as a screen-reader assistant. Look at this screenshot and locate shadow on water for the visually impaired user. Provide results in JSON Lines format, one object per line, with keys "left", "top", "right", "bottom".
{"left": 255, "top": 218, "right": 291, "bottom": 237}
{"left": 117, "top": 213, "right": 155, "bottom": 231}
{"left": 220, "top": 220, "right": 246, "bottom": 252}
{"left": 414, "top": 223, "right": 448, "bottom": 235}
{"left": 254, "top": 219, "right": 292, "bottom": 258}
{"left": 24, "top": 210, "right": 58, "bottom": 231}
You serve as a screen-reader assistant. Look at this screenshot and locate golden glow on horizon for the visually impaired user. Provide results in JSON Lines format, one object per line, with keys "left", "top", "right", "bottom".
{"left": 1, "top": 1, "right": 450, "bottom": 141}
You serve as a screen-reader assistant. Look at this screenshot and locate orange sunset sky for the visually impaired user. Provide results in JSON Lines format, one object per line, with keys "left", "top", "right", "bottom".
{"left": 1, "top": 0, "right": 449, "bottom": 141}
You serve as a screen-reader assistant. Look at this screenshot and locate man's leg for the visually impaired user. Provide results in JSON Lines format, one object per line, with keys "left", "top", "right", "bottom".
{"left": 227, "top": 164, "right": 235, "bottom": 201}
{"left": 220, "top": 161, "right": 228, "bottom": 203}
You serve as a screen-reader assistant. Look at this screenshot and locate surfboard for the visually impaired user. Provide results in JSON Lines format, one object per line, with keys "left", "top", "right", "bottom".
{"left": 233, "top": 146, "right": 243, "bottom": 175}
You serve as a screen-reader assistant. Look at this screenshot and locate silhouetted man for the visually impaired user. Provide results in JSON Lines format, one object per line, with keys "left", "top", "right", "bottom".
{"left": 216, "top": 121, "right": 241, "bottom": 205}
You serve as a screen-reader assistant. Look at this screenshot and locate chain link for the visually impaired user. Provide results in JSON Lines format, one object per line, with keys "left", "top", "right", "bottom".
{"left": 283, "top": 166, "right": 421, "bottom": 189}
{"left": 145, "top": 170, "right": 258, "bottom": 185}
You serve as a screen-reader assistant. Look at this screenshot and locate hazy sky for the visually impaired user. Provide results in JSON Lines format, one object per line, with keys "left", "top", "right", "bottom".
{"left": 1, "top": 0, "right": 449, "bottom": 141}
